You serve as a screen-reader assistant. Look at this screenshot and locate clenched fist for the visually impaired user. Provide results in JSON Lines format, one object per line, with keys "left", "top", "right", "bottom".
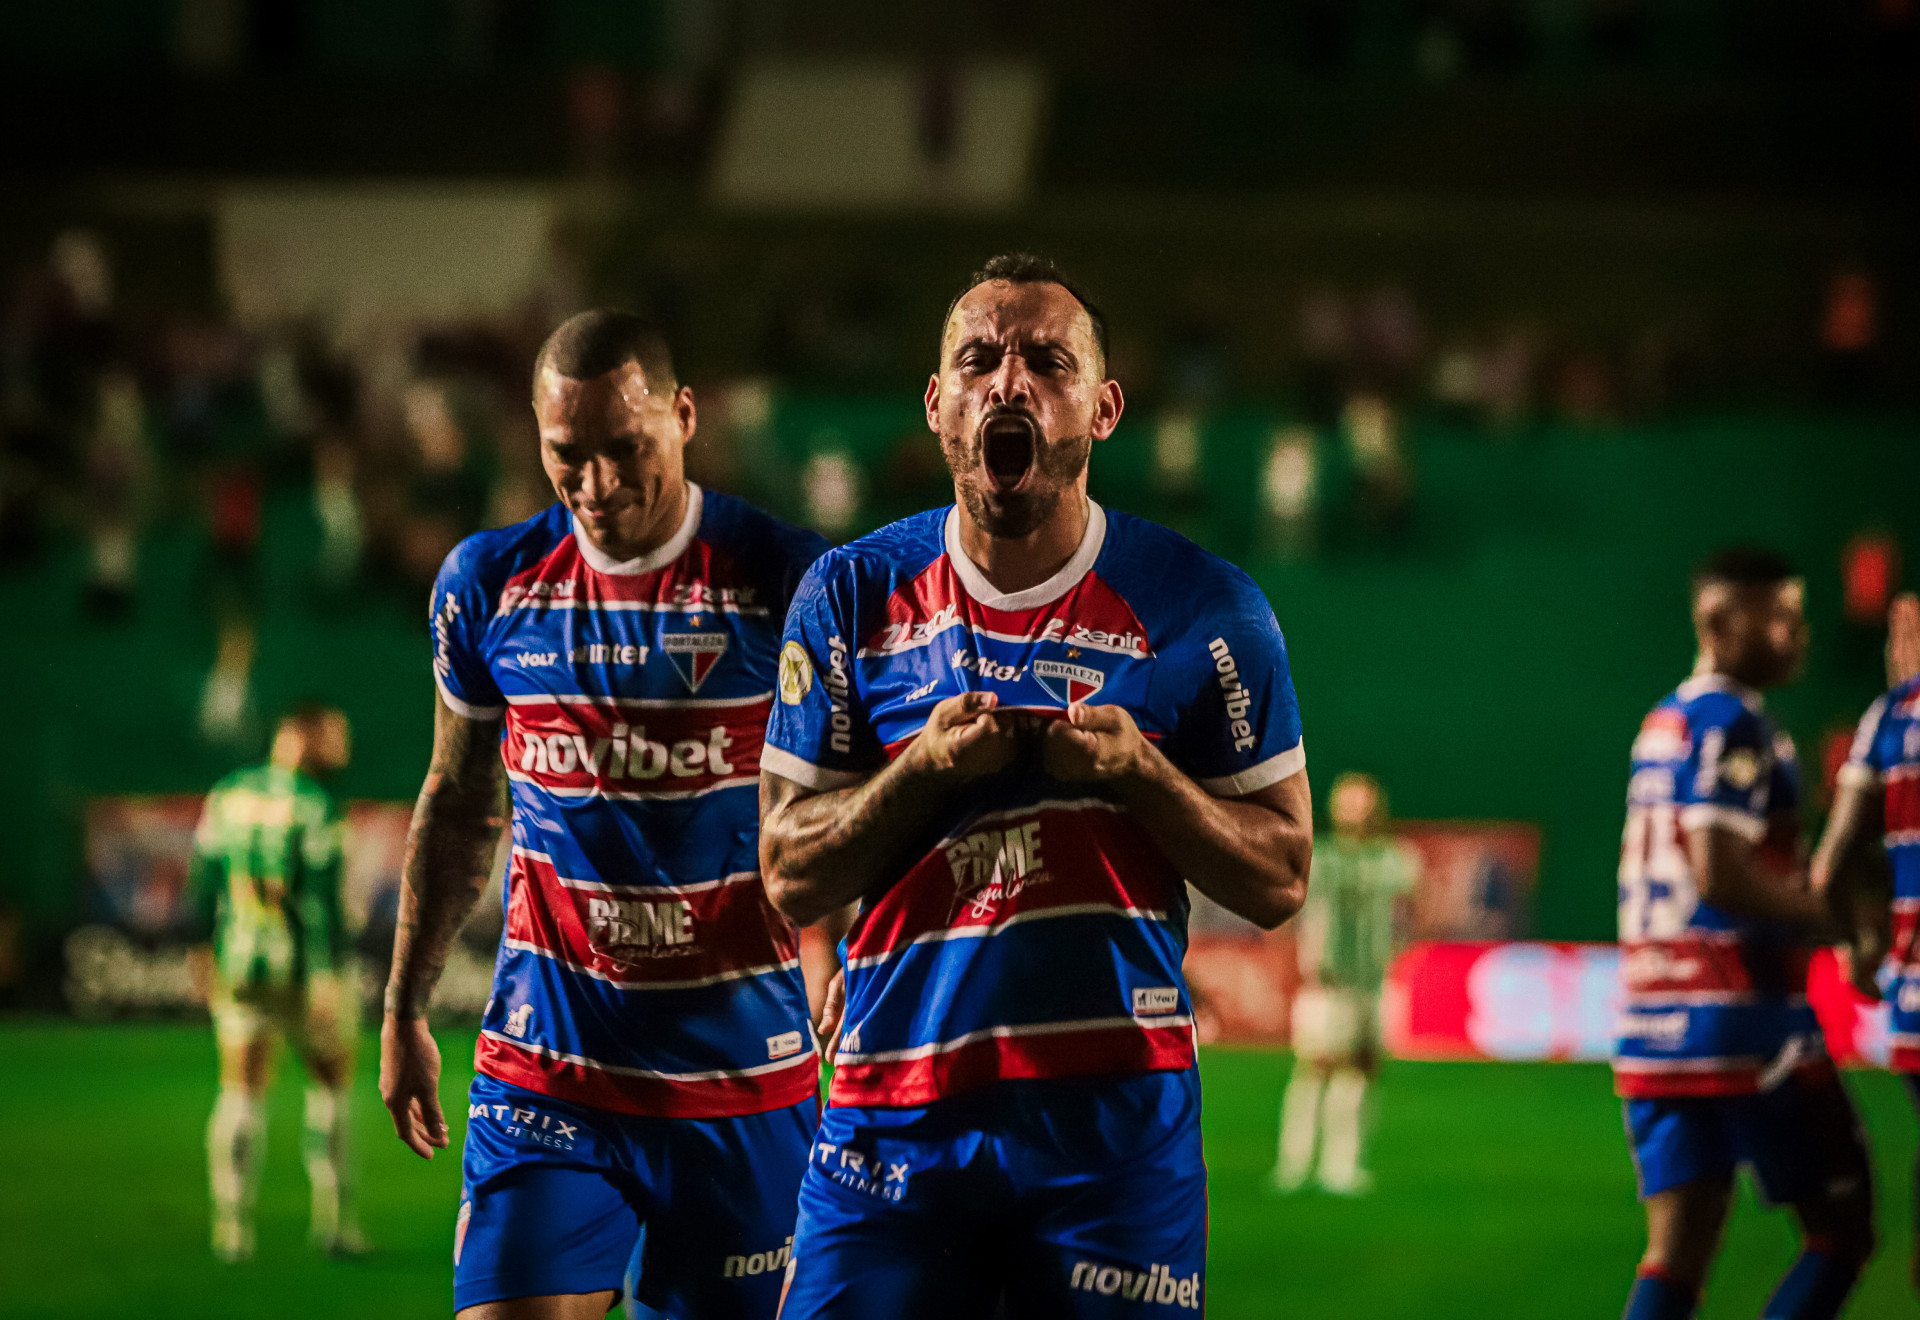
{"left": 1043, "top": 702, "right": 1153, "bottom": 784}
{"left": 907, "top": 691, "right": 1021, "bottom": 782}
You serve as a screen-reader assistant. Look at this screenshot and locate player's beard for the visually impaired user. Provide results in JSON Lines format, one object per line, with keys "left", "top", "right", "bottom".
{"left": 940, "top": 409, "right": 1092, "bottom": 540}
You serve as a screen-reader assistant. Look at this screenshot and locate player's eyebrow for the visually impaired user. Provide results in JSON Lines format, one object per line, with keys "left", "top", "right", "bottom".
{"left": 952, "top": 334, "right": 1078, "bottom": 364}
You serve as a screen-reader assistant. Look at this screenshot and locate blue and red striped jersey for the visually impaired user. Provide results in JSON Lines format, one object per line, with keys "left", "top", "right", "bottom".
{"left": 430, "top": 485, "right": 830, "bottom": 1118}
{"left": 762, "top": 502, "right": 1305, "bottom": 1108}
{"left": 1612, "top": 674, "right": 1821, "bottom": 1098}
{"left": 1840, "top": 676, "right": 1920, "bottom": 1071}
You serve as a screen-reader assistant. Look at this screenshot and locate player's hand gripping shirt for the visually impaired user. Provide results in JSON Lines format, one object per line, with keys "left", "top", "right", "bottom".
{"left": 431, "top": 485, "right": 829, "bottom": 1118}
{"left": 1613, "top": 674, "right": 1820, "bottom": 1098}
{"left": 763, "top": 501, "right": 1304, "bottom": 1108}
{"left": 192, "top": 763, "right": 346, "bottom": 991}
{"left": 1839, "top": 675, "right": 1920, "bottom": 1072}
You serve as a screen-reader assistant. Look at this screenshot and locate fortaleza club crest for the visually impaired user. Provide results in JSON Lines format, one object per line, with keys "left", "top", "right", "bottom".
{"left": 1032, "top": 658, "right": 1105, "bottom": 706}
{"left": 661, "top": 629, "right": 729, "bottom": 693}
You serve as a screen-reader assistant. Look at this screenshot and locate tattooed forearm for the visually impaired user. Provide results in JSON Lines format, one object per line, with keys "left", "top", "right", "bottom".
{"left": 384, "top": 696, "right": 507, "bottom": 1019}
{"left": 758, "top": 760, "right": 947, "bottom": 927}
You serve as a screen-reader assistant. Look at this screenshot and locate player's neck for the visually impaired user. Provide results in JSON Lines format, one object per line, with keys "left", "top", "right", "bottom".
{"left": 582, "top": 478, "right": 690, "bottom": 565}
{"left": 954, "top": 492, "right": 1090, "bottom": 597}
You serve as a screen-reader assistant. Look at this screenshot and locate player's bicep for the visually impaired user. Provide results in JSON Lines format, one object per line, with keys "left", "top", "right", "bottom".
{"left": 1677, "top": 710, "right": 1770, "bottom": 840}
{"left": 427, "top": 689, "right": 506, "bottom": 793}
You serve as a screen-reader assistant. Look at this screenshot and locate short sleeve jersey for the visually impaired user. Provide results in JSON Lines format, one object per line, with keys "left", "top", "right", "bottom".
{"left": 193, "top": 763, "right": 345, "bottom": 991}
{"left": 431, "top": 485, "right": 830, "bottom": 1118}
{"left": 1612, "top": 674, "right": 1820, "bottom": 1098}
{"left": 1839, "top": 676, "right": 1920, "bottom": 1071}
{"left": 1299, "top": 836, "right": 1417, "bottom": 992}
{"left": 763, "top": 501, "right": 1305, "bottom": 1109}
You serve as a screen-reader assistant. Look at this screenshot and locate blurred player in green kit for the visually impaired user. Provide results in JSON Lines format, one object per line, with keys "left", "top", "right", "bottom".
{"left": 1271, "top": 771, "right": 1418, "bottom": 1195}
{"left": 188, "top": 702, "right": 364, "bottom": 1261}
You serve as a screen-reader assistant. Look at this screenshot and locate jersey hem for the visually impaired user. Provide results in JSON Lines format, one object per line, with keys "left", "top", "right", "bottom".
{"left": 435, "top": 676, "right": 505, "bottom": 721}
{"left": 474, "top": 1035, "right": 820, "bottom": 1119}
{"left": 828, "top": 1019, "right": 1195, "bottom": 1108}
{"left": 1196, "top": 741, "right": 1305, "bottom": 797}
{"left": 759, "top": 745, "right": 870, "bottom": 790}
{"left": 1677, "top": 802, "right": 1767, "bottom": 843}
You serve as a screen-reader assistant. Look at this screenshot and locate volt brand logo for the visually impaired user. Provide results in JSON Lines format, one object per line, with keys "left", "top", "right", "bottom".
{"left": 1069, "top": 1261, "right": 1201, "bottom": 1309}
{"left": 722, "top": 1236, "right": 793, "bottom": 1279}
{"left": 950, "top": 649, "right": 1026, "bottom": 682}
{"left": 824, "top": 634, "right": 854, "bottom": 754}
{"left": 517, "top": 722, "right": 737, "bottom": 781}
{"left": 585, "top": 897, "right": 695, "bottom": 962}
{"left": 1033, "top": 658, "right": 1105, "bottom": 706}
{"left": 1207, "top": 637, "right": 1258, "bottom": 752}
{"left": 662, "top": 630, "right": 729, "bottom": 693}
{"left": 944, "top": 820, "right": 1047, "bottom": 921}
{"left": 766, "top": 1029, "right": 805, "bottom": 1060}
{"left": 1132, "top": 986, "right": 1181, "bottom": 1016}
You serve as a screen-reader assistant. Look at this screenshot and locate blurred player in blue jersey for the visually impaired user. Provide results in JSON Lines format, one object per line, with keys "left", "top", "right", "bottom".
{"left": 1614, "top": 549, "right": 1873, "bottom": 1320}
{"left": 758, "top": 254, "right": 1315, "bottom": 1318}
{"left": 1814, "top": 591, "right": 1920, "bottom": 1294}
{"left": 378, "top": 311, "right": 830, "bottom": 1319}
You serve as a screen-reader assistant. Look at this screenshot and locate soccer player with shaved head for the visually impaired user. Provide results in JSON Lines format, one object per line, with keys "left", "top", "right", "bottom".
{"left": 760, "top": 254, "right": 1314, "bottom": 1317}
{"left": 1614, "top": 548, "right": 1874, "bottom": 1320}
{"left": 379, "top": 312, "right": 831, "bottom": 1318}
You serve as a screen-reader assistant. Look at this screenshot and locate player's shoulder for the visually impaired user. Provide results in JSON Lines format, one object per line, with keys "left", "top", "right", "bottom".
{"left": 204, "top": 764, "right": 261, "bottom": 802}
{"left": 697, "top": 485, "right": 831, "bottom": 576}
{"left": 438, "top": 503, "right": 571, "bottom": 597}
{"left": 799, "top": 507, "right": 948, "bottom": 597}
{"left": 1886, "top": 675, "right": 1920, "bottom": 721}
{"left": 1096, "top": 506, "right": 1275, "bottom": 636}
{"left": 1668, "top": 674, "right": 1769, "bottom": 741}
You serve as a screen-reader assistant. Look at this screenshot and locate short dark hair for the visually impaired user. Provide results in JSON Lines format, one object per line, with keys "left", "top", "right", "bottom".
{"left": 944, "top": 253, "right": 1109, "bottom": 370}
{"left": 278, "top": 700, "right": 341, "bottom": 731}
{"left": 533, "top": 310, "right": 677, "bottom": 393}
{"left": 1692, "top": 546, "right": 1799, "bottom": 595}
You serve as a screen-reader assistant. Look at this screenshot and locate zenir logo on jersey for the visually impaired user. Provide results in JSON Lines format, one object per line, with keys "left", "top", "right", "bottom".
{"left": 1032, "top": 659, "right": 1105, "bottom": 706}
{"left": 661, "top": 629, "right": 729, "bottom": 693}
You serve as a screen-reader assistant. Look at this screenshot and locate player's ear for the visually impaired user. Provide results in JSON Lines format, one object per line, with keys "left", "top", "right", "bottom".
{"left": 924, "top": 374, "right": 942, "bottom": 434}
{"left": 1090, "top": 378, "right": 1124, "bottom": 442}
{"left": 673, "top": 386, "right": 697, "bottom": 448}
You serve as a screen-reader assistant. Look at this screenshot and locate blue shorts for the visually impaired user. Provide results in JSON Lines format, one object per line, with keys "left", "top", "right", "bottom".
{"left": 779, "top": 1070, "right": 1207, "bottom": 1320}
{"left": 1624, "top": 1065, "right": 1871, "bottom": 1206}
{"left": 455, "top": 1073, "right": 816, "bottom": 1316}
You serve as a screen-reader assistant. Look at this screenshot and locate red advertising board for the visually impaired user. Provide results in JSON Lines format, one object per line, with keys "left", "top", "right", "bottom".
{"left": 1383, "top": 940, "right": 1888, "bottom": 1067}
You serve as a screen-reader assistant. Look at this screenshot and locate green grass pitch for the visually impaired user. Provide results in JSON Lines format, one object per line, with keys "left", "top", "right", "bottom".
{"left": 3, "top": 1020, "right": 1915, "bottom": 1318}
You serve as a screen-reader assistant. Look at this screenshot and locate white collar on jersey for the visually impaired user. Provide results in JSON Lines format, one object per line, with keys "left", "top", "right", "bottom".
{"left": 571, "top": 482, "right": 704, "bottom": 575}
{"left": 943, "top": 497, "right": 1107, "bottom": 611}
{"left": 1676, "top": 670, "right": 1765, "bottom": 713}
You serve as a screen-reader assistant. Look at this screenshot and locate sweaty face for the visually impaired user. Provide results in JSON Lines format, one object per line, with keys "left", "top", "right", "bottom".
{"left": 927, "top": 281, "right": 1121, "bottom": 539}
{"left": 535, "top": 361, "right": 693, "bottom": 559}
{"left": 1704, "top": 580, "right": 1809, "bottom": 688}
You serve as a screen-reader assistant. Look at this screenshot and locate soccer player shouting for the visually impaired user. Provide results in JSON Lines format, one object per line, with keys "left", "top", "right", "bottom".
{"left": 760, "top": 254, "right": 1313, "bottom": 1317}
{"left": 1614, "top": 550, "right": 1873, "bottom": 1320}
{"left": 380, "top": 312, "right": 829, "bottom": 1319}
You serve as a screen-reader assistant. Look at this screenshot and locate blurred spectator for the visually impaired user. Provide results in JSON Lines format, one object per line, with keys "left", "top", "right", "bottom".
{"left": 1354, "top": 285, "right": 1424, "bottom": 393}
{"left": 1344, "top": 393, "right": 1412, "bottom": 541}
{"left": 81, "top": 369, "right": 152, "bottom": 618}
{"left": 1259, "top": 424, "right": 1321, "bottom": 562}
{"left": 802, "top": 445, "right": 863, "bottom": 538}
{"left": 1551, "top": 349, "right": 1618, "bottom": 427}
{"left": 1152, "top": 411, "right": 1203, "bottom": 501}
{"left": 1297, "top": 287, "right": 1353, "bottom": 426}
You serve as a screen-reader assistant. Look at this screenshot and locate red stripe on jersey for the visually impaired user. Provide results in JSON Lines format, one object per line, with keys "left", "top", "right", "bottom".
{"left": 1888, "top": 774, "right": 1920, "bottom": 835}
{"left": 474, "top": 1033, "right": 819, "bottom": 1118}
{"left": 505, "top": 851, "right": 797, "bottom": 987}
{"left": 1619, "top": 938, "right": 1756, "bottom": 996}
{"left": 504, "top": 698, "right": 769, "bottom": 798}
{"left": 1612, "top": 1063, "right": 1762, "bottom": 1099}
{"left": 496, "top": 528, "right": 768, "bottom": 614}
{"left": 858, "top": 557, "right": 1152, "bottom": 660}
{"left": 844, "top": 803, "right": 1178, "bottom": 965}
{"left": 1891, "top": 1039, "right": 1920, "bottom": 1075}
{"left": 828, "top": 1020, "right": 1194, "bottom": 1108}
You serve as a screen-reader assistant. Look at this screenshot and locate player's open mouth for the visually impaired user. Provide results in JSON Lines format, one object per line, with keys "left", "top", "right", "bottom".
{"left": 983, "top": 413, "right": 1038, "bottom": 492}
